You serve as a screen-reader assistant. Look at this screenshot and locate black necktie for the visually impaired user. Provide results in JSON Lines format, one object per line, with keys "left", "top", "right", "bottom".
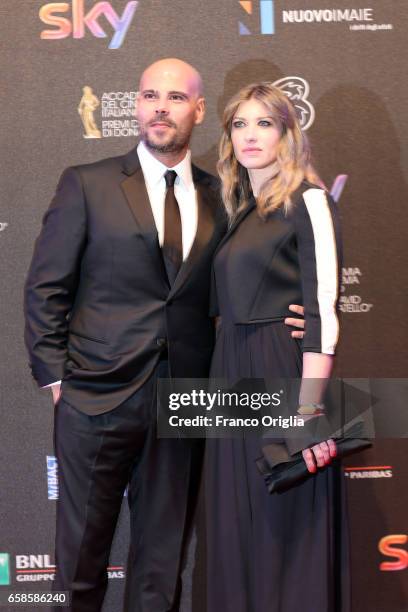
{"left": 163, "top": 170, "right": 182, "bottom": 285}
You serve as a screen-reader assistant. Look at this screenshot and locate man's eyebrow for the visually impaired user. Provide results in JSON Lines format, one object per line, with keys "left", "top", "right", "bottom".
{"left": 168, "top": 90, "right": 190, "bottom": 99}
{"left": 140, "top": 89, "right": 190, "bottom": 99}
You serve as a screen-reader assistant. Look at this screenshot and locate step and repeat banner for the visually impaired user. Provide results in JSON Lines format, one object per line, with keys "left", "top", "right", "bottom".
{"left": 1, "top": 1, "right": 407, "bottom": 611}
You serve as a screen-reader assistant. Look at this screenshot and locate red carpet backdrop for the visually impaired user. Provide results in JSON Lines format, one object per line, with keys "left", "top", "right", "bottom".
{"left": 1, "top": 1, "right": 407, "bottom": 610}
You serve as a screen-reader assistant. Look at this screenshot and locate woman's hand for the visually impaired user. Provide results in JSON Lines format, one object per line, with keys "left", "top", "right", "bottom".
{"left": 302, "top": 439, "right": 337, "bottom": 473}
{"left": 284, "top": 304, "right": 305, "bottom": 339}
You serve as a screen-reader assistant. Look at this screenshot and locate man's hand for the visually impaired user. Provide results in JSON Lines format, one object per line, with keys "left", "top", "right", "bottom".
{"left": 284, "top": 304, "right": 305, "bottom": 339}
{"left": 302, "top": 439, "right": 337, "bottom": 473}
{"left": 51, "top": 383, "right": 62, "bottom": 406}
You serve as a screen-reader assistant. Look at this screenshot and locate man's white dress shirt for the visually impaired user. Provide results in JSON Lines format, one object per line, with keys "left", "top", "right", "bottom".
{"left": 137, "top": 141, "right": 198, "bottom": 260}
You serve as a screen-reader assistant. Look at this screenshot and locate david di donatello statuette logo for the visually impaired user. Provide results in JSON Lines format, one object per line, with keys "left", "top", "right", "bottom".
{"left": 77, "top": 86, "right": 138, "bottom": 139}
{"left": 78, "top": 86, "right": 102, "bottom": 139}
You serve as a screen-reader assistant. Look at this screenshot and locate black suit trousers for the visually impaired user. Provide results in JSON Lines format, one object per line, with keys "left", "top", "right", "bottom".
{"left": 52, "top": 361, "right": 194, "bottom": 612}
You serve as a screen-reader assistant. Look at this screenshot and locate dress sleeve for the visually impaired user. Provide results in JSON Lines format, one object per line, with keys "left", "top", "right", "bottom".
{"left": 293, "top": 188, "right": 342, "bottom": 355}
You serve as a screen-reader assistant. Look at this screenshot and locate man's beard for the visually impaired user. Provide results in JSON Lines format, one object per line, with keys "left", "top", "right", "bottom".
{"left": 140, "top": 117, "right": 192, "bottom": 154}
{"left": 144, "top": 134, "right": 187, "bottom": 154}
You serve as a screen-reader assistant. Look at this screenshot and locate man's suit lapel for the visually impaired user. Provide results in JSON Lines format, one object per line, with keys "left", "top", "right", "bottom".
{"left": 120, "top": 148, "right": 170, "bottom": 289}
{"left": 120, "top": 148, "right": 217, "bottom": 297}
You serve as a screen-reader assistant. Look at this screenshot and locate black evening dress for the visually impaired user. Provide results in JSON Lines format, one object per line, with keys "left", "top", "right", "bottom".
{"left": 205, "top": 184, "right": 351, "bottom": 612}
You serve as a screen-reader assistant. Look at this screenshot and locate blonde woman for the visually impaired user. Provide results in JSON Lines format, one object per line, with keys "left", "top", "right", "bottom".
{"left": 205, "top": 83, "right": 350, "bottom": 611}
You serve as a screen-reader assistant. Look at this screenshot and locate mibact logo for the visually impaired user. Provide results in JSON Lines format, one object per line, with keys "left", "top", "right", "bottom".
{"left": 39, "top": 0, "right": 138, "bottom": 49}
{"left": 239, "top": 1, "right": 275, "bottom": 35}
{"left": 46, "top": 456, "right": 59, "bottom": 500}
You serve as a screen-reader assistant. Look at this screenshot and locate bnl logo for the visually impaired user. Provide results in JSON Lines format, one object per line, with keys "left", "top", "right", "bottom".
{"left": 239, "top": 1, "right": 275, "bottom": 35}
{"left": 0, "top": 553, "right": 10, "bottom": 586}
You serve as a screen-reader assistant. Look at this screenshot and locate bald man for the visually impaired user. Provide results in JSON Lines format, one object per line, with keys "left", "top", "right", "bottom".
{"left": 25, "top": 58, "right": 305, "bottom": 612}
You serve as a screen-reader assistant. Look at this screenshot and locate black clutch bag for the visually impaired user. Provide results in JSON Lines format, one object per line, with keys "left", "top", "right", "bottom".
{"left": 256, "top": 421, "right": 372, "bottom": 494}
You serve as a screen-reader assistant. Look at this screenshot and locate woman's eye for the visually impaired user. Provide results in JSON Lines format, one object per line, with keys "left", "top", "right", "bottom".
{"left": 232, "top": 121, "right": 245, "bottom": 128}
{"left": 258, "top": 120, "right": 272, "bottom": 127}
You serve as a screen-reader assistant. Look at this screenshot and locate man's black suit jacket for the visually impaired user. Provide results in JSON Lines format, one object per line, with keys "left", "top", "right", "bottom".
{"left": 25, "top": 146, "right": 227, "bottom": 415}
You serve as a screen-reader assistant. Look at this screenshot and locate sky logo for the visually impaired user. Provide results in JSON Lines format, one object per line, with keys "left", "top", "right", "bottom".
{"left": 379, "top": 535, "right": 408, "bottom": 571}
{"left": 239, "top": 1, "right": 275, "bottom": 35}
{"left": 46, "top": 455, "right": 59, "bottom": 500}
{"left": 0, "top": 554, "right": 10, "bottom": 586}
{"left": 39, "top": 0, "right": 138, "bottom": 49}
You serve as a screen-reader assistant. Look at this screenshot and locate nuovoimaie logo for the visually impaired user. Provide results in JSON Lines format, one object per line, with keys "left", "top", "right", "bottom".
{"left": 239, "top": 1, "right": 275, "bottom": 35}
{"left": 0, "top": 554, "right": 11, "bottom": 586}
{"left": 238, "top": 4, "right": 393, "bottom": 34}
{"left": 47, "top": 455, "right": 59, "bottom": 500}
{"left": 39, "top": 0, "right": 138, "bottom": 49}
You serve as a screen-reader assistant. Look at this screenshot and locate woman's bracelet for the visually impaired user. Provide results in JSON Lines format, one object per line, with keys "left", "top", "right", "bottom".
{"left": 297, "top": 403, "right": 325, "bottom": 415}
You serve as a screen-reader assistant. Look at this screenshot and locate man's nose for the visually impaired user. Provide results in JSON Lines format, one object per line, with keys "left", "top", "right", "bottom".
{"left": 155, "top": 98, "right": 170, "bottom": 115}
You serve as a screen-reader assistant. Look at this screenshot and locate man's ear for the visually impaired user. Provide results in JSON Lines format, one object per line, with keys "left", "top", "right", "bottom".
{"left": 194, "top": 97, "right": 206, "bottom": 125}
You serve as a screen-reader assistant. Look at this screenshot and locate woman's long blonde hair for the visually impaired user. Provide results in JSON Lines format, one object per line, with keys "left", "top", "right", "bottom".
{"left": 217, "top": 82, "right": 322, "bottom": 220}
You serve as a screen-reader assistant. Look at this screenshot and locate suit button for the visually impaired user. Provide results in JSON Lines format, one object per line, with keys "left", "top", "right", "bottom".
{"left": 156, "top": 337, "right": 167, "bottom": 347}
